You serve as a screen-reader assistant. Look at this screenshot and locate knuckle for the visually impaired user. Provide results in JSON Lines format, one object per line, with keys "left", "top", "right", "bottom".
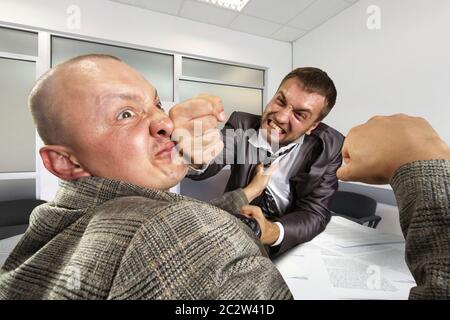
{"left": 212, "top": 96, "right": 222, "bottom": 106}
{"left": 168, "top": 106, "right": 179, "bottom": 118}
{"left": 204, "top": 116, "right": 217, "bottom": 129}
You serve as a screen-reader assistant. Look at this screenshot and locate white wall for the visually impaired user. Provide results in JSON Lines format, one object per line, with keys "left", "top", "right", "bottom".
{"left": 0, "top": 0, "right": 292, "bottom": 200}
{"left": 293, "top": 0, "right": 450, "bottom": 234}
{"left": 293, "top": 0, "right": 450, "bottom": 144}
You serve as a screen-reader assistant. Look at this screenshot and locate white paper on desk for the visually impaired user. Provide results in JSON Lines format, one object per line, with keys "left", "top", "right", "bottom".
{"left": 321, "top": 255, "right": 415, "bottom": 300}
{"left": 293, "top": 239, "right": 414, "bottom": 280}
{"left": 288, "top": 233, "right": 415, "bottom": 299}
{"left": 275, "top": 252, "right": 311, "bottom": 279}
{"left": 275, "top": 247, "right": 320, "bottom": 279}
{"left": 353, "top": 247, "right": 412, "bottom": 275}
{"left": 316, "top": 217, "right": 405, "bottom": 248}
{"left": 290, "top": 241, "right": 342, "bottom": 257}
{"left": 275, "top": 249, "right": 338, "bottom": 300}
{"left": 276, "top": 217, "right": 416, "bottom": 299}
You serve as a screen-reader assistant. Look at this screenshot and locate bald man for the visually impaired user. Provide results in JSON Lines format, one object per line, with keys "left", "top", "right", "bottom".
{"left": 0, "top": 54, "right": 292, "bottom": 300}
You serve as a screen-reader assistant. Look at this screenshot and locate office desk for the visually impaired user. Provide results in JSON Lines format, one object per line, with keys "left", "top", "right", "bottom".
{"left": 274, "top": 216, "right": 416, "bottom": 300}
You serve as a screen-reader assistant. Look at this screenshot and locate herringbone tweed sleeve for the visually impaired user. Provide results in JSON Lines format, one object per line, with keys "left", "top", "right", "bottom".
{"left": 107, "top": 197, "right": 292, "bottom": 300}
{"left": 209, "top": 189, "right": 248, "bottom": 216}
{"left": 391, "top": 160, "right": 450, "bottom": 299}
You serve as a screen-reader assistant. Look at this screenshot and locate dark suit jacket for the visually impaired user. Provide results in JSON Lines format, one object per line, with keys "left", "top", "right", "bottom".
{"left": 188, "top": 111, "right": 345, "bottom": 258}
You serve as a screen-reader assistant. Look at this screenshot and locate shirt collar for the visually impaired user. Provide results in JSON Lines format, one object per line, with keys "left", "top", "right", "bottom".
{"left": 248, "top": 129, "right": 304, "bottom": 155}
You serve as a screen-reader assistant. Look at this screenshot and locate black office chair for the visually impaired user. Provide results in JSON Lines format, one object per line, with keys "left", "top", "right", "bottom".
{"left": 0, "top": 199, "right": 46, "bottom": 240}
{"left": 329, "top": 191, "right": 381, "bottom": 228}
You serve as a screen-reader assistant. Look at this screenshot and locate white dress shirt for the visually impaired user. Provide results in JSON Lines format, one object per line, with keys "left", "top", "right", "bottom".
{"left": 248, "top": 130, "right": 305, "bottom": 246}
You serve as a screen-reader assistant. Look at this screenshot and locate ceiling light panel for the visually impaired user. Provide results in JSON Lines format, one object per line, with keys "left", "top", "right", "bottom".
{"left": 197, "top": 0, "right": 250, "bottom": 12}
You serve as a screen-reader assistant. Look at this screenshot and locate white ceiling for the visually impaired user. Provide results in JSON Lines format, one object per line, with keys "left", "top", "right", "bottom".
{"left": 109, "top": 0, "right": 359, "bottom": 42}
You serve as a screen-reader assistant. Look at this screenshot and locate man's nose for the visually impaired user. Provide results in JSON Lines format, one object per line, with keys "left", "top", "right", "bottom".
{"left": 149, "top": 115, "right": 174, "bottom": 139}
{"left": 275, "top": 105, "right": 293, "bottom": 122}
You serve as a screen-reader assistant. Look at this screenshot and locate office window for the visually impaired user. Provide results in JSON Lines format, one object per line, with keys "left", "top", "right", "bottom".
{"left": 0, "top": 180, "right": 35, "bottom": 201}
{"left": 0, "top": 27, "right": 38, "bottom": 56}
{"left": 182, "top": 57, "right": 264, "bottom": 87}
{"left": 179, "top": 80, "right": 262, "bottom": 119}
{"left": 180, "top": 57, "right": 264, "bottom": 116}
{"left": 0, "top": 58, "right": 36, "bottom": 173}
{"left": 51, "top": 37, "right": 174, "bottom": 101}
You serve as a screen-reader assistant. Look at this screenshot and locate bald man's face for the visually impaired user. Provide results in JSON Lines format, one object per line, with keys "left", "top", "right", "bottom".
{"left": 54, "top": 59, "right": 187, "bottom": 190}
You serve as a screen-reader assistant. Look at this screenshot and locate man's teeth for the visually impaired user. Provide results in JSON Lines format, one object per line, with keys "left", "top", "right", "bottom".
{"left": 269, "top": 121, "right": 285, "bottom": 134}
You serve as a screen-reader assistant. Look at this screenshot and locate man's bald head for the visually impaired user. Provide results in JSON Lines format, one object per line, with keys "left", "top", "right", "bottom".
{"left": 29, "top": 54, "right": 122, "bottom": 145}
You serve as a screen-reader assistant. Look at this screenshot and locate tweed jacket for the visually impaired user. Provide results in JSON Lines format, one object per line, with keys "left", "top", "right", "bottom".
{"left": 391, "top": 160, "right": 449, "bottom": 300}
{"left": 0, "top": 177, "right": 293, "bottom": 300}
{"left": 188, "top": 111, "right": 345, "bottom": 257}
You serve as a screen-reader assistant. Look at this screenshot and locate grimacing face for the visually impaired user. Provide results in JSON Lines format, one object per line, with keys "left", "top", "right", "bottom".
{"left": 261, "top": 77, "right": 326, "bottom": 146}
{"left": 53, "top": 58, "right": 188, "bottom": 190}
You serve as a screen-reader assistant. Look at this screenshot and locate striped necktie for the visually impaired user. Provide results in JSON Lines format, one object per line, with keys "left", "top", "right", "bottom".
{"left": 255, "top": 145, "right": 296, "bottom": 219}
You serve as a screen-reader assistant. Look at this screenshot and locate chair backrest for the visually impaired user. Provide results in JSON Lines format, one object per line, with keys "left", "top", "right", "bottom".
{"left": 329, "top": 191, "right": 377, "bottom": 219}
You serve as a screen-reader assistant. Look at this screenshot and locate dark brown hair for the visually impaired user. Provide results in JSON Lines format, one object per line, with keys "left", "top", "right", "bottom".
{"left": 279, "top": 67, "right": 337, "bottom": 121}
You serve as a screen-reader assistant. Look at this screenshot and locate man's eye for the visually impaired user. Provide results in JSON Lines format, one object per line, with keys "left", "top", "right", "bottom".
{"left": 156, "top": 101, "right": 163, "bottom": 109}
{"left": 117, "top": 109, "right": 136, "bottom": 120}
{"left": 295, "top": 113, "right": 307, "bottom": 120}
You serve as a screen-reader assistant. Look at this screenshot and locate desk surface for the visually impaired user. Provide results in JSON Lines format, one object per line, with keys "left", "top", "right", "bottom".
{"left": 274, "top": 216, "right": 416, "bottom": 300}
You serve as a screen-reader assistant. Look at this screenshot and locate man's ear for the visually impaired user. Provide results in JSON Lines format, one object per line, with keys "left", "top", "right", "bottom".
{"left": 305, "top": 122, "right": 320, "bottom": 135}
{"left": 39, "top": 145, "right": 91, "bottom": 180}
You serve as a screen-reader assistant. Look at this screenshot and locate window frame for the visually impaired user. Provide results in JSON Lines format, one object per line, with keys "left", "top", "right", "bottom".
{"left": 0, "top": 25, "right": 39, "bottom": 200}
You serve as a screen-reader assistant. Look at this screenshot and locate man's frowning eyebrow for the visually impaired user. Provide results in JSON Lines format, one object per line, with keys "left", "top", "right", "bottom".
{"left": 98, "top": 93, "right": 143, "bottom": 105}
{"left": 277, "top": 91, "right": 287, "bottom": 103}
{"left": 277, "top": 91, "right": 312, "bottom": 115}
{"left": 98, "top": 89, "right": 159, "bottom": 106}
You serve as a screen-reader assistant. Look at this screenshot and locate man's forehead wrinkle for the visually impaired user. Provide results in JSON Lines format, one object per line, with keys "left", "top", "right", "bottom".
{"left": 278, "top": 83, "right": 314, "bottom": 112}
{"left": 97, "top": 92, "right": 142, "bottom": 106}
{"left": 53, "top": 59, "right": 157, "bottom": 115}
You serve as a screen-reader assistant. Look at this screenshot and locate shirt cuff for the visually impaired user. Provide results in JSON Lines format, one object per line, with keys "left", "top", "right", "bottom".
{"left": 187, "top": 164, "right": 209, "bottom": 175}
{"left": 271, "top": 222, "right": 284, "bottom": 247}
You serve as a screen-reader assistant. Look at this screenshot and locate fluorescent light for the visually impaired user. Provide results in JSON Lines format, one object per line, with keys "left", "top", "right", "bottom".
{"left": 197, "top": 0, "right": 250, "bottom": 12}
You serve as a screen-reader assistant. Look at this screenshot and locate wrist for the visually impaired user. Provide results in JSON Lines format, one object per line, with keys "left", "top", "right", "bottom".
{"left": 391, "top": 143, "right": 450, "bottom": 179}
{"left": 242, "top": 185, "right": 259, "bottom": 203}
{"left": 264, "top": 221, "right": 280, "bottom": 245}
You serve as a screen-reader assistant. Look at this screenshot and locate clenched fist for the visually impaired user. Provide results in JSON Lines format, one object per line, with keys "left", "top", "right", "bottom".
{"left": 240, "top": 205, "right": 280, "bottom": 245}
{"left": 337, "top": 114, "right": 450, "bottom": 184}
{"left": 169, "top": 94, "right": 226, "bottom": 166}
